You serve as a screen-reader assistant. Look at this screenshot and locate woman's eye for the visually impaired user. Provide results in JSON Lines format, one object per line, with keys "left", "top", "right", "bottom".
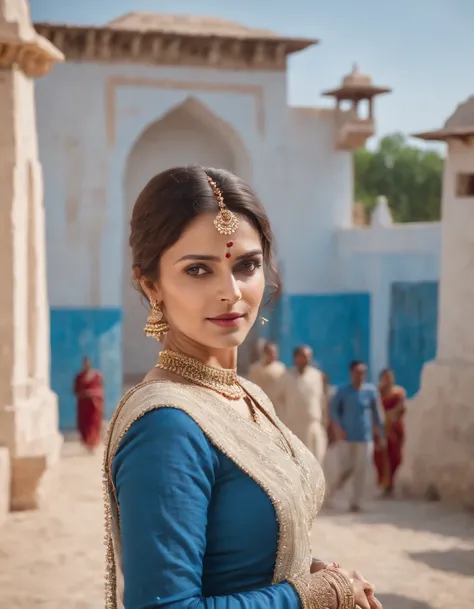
{"left": 186, "top": 265, "right": 209, "bottom": 276}
{"left": 185, "top": 260, "right": 262, "bottom": 276}
{"left": 237, "top": 260, "right": 262, "bottom": 273}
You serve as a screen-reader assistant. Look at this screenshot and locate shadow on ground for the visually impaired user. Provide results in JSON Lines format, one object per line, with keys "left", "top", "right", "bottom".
{"left": 377, "top": 593, "right": 434, "bottom": 609}
{"left": 356, "top": 500, "right": 474, "bottom": 540}
{"left": 409, "top": 547, "right": 474, "bottom": 577}
{"left": 319, "top": 495, "right": 474, "bottom": 541}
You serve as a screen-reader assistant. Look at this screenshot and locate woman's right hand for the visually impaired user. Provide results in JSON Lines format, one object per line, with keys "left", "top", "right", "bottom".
{"left": 326, "top": 566, "right": 382, "bottom": 609}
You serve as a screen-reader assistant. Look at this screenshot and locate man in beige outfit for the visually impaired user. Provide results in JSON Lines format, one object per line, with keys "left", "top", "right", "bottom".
{"left": 248, "top": 341, "right": 286, "bottom": 415}
{"left": 277, "top": 345, "right": 328, "bottom": 464}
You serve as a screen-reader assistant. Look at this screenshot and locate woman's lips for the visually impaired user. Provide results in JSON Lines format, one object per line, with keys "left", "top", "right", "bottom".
{"left": 206, "top": 313, "right": 245, "bottom": 327}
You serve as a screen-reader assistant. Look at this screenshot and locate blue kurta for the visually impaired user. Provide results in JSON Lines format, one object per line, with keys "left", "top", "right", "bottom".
{"left": 330, "top": 383, "right": 385, "bottom": 443}
{"left": 113, "top": 407, "right": 302, "bottom": 608}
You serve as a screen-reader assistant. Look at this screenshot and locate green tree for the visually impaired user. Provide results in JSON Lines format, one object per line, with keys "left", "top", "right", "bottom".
{"left": 354, "top": 133, "right": 444, "bottom": 222}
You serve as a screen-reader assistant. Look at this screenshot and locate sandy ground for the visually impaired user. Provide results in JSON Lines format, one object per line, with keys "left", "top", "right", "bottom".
{"left": 0, "top": 441, "right": 473, "bottom": 609}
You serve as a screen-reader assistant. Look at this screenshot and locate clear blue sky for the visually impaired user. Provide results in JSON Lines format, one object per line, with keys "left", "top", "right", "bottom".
{"left": 30, "top": 0, "right": 471, "bottom": 150}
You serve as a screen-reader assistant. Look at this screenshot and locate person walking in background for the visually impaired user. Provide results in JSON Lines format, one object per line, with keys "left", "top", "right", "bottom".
{"left": 327, "top": 360, "right": 386, "bottom": 512}
{"left": 374, "top": 367, "right": 406, "bottom": 497}
{"left": 277, "top": 345, "right": 328, "bottom": 464}
{"left": 73, "top": 356, "right": 104, "bottom": 453}
{"left": 324, "top": 372, "right": 338, "bottom": 446}
{"left": 248, "top": 341, "right": 286, "bottom": 416}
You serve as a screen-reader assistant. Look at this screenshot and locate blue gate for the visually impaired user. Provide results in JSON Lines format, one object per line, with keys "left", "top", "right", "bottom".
{"left": 268, "top": 293, "right": 371, "bottom": 386}
{"left": 50, "top": 307, "right": 122, "bottom": 430}
{"left": 388, "top": 281, "right": 438, "bottom": 397}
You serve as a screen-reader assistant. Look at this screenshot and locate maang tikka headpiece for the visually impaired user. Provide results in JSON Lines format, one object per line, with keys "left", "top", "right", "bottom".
{"left": 207, "top": 175, "right": 239, "bottom": 237}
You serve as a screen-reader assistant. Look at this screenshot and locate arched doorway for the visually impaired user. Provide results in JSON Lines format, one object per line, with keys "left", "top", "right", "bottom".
{"left": 122, "top": 98, "right": 252, "bottom": 382}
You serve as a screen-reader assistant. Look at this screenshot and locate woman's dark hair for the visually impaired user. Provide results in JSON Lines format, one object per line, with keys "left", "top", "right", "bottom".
{"left": 130, "top": 164, "right": 281, "bottom": 302}
{"left": 379, "top": 367, "right": 392, "bottom": 379}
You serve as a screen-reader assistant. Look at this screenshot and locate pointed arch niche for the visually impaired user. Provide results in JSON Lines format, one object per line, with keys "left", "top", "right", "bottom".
{"left": 122, "top": 98, "right": 252, "bottom": 380}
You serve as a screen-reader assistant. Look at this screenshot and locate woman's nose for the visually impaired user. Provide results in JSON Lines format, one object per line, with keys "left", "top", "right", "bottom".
{"left": 219, "top": 274, "right": 242, "bottom": 304}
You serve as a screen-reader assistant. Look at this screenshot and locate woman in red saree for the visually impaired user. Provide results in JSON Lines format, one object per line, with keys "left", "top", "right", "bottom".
{"left": 74, "top": 357, "right": 104, "bottom": 452}
{"left": 374, "top": 368, "right": 406, "bottom": 496}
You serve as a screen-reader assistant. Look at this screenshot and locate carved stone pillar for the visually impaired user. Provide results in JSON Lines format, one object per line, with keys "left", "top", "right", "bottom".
{"left": 0, "top": 0, "right": 64, "bottom": 515}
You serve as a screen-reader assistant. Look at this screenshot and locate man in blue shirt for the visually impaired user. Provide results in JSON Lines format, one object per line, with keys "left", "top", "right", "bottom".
{"left": 327, "top": 360, "right": 386, "bottom": 512}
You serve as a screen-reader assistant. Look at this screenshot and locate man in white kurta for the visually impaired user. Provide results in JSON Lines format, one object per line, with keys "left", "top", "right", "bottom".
{"left": 248, "top": 341, "right": 286, "bottom": 416}
{"left": 278, "top": 345, "right": 328, "bottom": 464}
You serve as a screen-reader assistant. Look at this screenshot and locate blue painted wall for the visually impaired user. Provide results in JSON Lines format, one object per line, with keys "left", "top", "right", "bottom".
{"left": 50, "top": 308, "right": 122, "bottom": 430}
{"left": 388, "top": 281, "right": 438, "bottom": 397}
{"left": 265, "top": 293, "right": 371, "bottom": 386}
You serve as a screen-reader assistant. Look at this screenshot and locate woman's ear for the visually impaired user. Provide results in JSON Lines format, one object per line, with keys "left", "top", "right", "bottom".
{"left": 139, "top": 277, "right": 162, "bottom": 304}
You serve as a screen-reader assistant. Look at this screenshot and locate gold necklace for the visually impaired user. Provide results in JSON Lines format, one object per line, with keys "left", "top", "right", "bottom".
{"left": 155, "top": 349, "right": 245, "bottom": 400}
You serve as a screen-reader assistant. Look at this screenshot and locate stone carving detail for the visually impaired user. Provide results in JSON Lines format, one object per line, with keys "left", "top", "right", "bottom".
{"left": 0, "top": 13, "right": 63, "bottom": 78}
{"left": 33, "top": 23, "right": 312, "bottom": 71}
{"left": 0, "top": 42, "right": 51, "bottom": 76}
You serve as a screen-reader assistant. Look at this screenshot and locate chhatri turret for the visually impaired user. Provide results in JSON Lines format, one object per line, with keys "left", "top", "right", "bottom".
{"left": 322, "top": 64, "right": 391, "bottom": 150}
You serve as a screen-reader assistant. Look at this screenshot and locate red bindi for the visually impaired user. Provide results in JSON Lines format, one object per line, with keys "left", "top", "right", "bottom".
{"left": 225, "top": 252, "right": 232, "bottom": 259}
{"left": 226, "top": 241, "right": 234, "bottom": 248}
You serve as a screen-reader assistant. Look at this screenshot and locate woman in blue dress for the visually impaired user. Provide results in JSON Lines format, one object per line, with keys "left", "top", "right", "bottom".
{"left": 103, "top": 166, "right": 382, "bottom": 609}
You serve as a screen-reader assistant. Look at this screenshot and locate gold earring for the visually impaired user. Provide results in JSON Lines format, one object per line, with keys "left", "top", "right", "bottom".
{"left": 260, "top": 316, "right": 268, "bottom": 325}
{"left": 144, "top": 301, "right": 170, "bottom": 342}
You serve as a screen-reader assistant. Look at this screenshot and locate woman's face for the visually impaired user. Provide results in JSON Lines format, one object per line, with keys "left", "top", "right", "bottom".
{"left": 150, "top": 212, "right": 266, "bottom": 350}
{"left": 380, "top": 369, "right": 394, "bottom": 387}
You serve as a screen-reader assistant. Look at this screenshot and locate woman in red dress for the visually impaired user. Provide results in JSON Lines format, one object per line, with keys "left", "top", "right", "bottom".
{"left": 374, "top": 368, "right": 406, "bottom": 496}
{"left": 73, "top": 357, "right": 104, "bottom": 452}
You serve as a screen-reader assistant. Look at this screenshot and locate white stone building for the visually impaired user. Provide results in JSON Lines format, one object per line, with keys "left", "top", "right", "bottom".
{"left": 398, "top": 97, "right": 474, "bottom": 509}
{"left": 33, "top": 13, "right": 442, "bottom": 428}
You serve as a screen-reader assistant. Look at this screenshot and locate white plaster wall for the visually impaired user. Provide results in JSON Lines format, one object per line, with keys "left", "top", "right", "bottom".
{"left": 335, "top": 223, "right": 441, "bottom": 376}
{"left": 436, "top": 142, "right": 474, "bottom": 363}
{"left": 36, "top": 63, "right": 109, "bottom": 308}
{"left": 35, "top": 61, "right": 290, "bottom": 312}
{"left": 284, "top": 108, "right": 353, "bottom": 293}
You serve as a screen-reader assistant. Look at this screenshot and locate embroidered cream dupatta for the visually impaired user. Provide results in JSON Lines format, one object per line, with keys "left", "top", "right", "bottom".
{"left": 103, "top": 378, "right": 325, "bottom": 609}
